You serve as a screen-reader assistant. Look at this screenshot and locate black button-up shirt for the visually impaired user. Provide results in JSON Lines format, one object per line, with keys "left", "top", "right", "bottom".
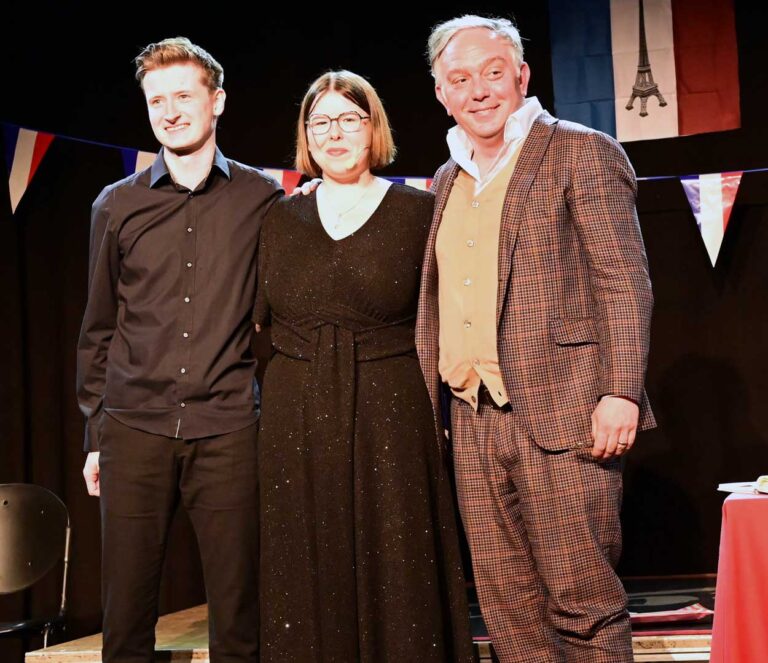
{"left": 76, "top": 148, "right": 282, "bottom": 451}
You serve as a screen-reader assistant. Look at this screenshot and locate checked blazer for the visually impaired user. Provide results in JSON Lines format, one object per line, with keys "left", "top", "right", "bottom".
{"left": 416, "top": 111, "right": 655, "bottom": 451}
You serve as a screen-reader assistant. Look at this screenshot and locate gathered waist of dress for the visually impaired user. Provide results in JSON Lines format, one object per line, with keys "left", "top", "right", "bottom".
{"left": 270, "top": 314, "right": 417, "bottom": 363}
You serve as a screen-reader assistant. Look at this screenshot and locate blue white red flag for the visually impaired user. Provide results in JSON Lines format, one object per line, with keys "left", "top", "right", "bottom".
{"left": 4, "top": 126, "right": 55, "bottom": 213}
{"left": 549, "top": 0, "right": 740, "bottom": 142}
{"left": 121, "top": 148, "right": 157, "bottom": 177}
{"left": 680, "top": 171, "right": 742, "bottom": 266}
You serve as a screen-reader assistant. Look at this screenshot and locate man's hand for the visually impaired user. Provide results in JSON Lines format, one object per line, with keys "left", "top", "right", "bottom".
{"left": 590, "top": 396, "right": 639, "bottom": 460}
{"left": 290, "top": 178, "right": 322, "bottom": 196}
{"left": 83, "top": 451, "right": 101, "bottom": 496}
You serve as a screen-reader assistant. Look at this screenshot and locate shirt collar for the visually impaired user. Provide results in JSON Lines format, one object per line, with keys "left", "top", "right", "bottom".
{"left": 149, "top": 146, "right": 231, "bottom": 188}
{"left": 446, "top": 96, "right": 544, "bottom": 172}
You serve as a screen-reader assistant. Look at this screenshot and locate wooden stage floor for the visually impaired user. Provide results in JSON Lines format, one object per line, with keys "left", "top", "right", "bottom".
{"left": 26, "top": 603, "right": 711, "bottom": 662}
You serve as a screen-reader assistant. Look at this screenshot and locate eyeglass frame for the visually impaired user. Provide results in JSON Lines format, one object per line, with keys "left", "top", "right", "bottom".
{"left": 305, "top": 111, "right": 371, "bottom": 135}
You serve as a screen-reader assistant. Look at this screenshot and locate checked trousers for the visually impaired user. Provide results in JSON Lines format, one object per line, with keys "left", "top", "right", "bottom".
{"left": 451, "top": 396, "right": 633, "bottom": 663}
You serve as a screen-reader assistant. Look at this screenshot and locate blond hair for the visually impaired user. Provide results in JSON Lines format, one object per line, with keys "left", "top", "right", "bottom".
{"left": 427, "top": 15, "right": 524, "bottom": 76}
{"left": 135, "top": 37, "right": 224, "bottom": 91}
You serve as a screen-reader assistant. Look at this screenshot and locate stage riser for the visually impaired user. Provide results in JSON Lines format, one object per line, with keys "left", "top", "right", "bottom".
{"left": 26, "top": 605, "right": 712, "bottom": 663}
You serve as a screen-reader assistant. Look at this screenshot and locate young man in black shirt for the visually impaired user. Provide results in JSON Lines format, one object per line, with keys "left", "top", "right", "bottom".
{"left": 76, "top": 37, "right": 281, "bottom": 663}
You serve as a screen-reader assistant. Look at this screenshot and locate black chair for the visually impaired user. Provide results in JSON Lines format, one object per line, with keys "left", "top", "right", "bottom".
{"left": 0, "top": 483, "right": 71, "bottom": 648}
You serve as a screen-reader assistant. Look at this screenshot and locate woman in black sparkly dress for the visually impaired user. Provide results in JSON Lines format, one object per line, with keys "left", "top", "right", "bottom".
{"left": 254, "top": 70, "right": 474, "bottom": 662}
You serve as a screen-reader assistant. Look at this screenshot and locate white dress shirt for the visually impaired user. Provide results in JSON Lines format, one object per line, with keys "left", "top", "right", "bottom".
{"left": 446, "top": 96, "right": 544, "bottom": 195}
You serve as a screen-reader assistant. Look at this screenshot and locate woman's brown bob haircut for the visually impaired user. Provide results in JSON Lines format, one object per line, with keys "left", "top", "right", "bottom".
{"left": 296, "top": 71, "right": 397, "bottom": 178}
{"left": 134, "top": 37, "right": 224, "bottom": 92}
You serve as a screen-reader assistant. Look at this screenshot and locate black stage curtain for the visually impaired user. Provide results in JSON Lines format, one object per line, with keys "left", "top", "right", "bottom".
{"left": 2, "top": 2, "right": 768, "bottom": 661}
{"left": 0, "top": 139, "right": 207, "bottom": 660}
{"left": 623, "top": 172, "right": 768, "bottom": 574}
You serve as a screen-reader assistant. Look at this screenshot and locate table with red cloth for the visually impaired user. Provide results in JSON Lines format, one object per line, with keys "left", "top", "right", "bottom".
{"left": 710, "top": 492, "right": 768, "bottom": 662}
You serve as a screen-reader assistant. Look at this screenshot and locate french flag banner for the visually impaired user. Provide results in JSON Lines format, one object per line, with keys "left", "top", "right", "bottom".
{"left": 680, "top": 171, "right": 742, "bottom": 266}
{"left": 549, "top": 0, "right": 740, "bottom": 142}
{"left": 121, "top": 148, "right": 158, "bottom": 177}
{"left": 4, "top": 125, "right": 55, "bottom": 213}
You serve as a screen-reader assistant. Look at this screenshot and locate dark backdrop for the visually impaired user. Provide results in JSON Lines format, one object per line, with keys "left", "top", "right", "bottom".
{"left": 3, "top": 1, "right": 767, "bottom": 659}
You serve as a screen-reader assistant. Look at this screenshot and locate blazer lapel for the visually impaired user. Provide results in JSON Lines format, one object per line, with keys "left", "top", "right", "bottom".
{"left": 496, "top": 112, "right": 559, "bottom": 325}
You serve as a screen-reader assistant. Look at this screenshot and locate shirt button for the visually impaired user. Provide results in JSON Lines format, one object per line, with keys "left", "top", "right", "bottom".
{"left": 180, "top": 368, "right": 186, "bottom": 374}
{"left": 471, "top": 200, "right": 480, "bottom": 208}
{"left": 186, "top": 262, "right": 192, "bottom": 268}
{"left": 182, "top": 332, "right": 189, "bottom": 338}
{"left": 180, "top": 402, "right": 186, "bottom": 408}
{"left": 473, "top": 358, "right": 480, "bottom": 366}
{"left": 184, "top": 296, "right": 190, "bottom": 303}
{"left": 464, "top": 320, "right": 472, "bottom": 329}
{"left": 466, "top": 239, "right": 475, "bottom": 247}
{"left": 463, "top": 278, "right": 471, "bottom": 286}
{"left": 187, "top": 227, "right": 193, "bottom": 233}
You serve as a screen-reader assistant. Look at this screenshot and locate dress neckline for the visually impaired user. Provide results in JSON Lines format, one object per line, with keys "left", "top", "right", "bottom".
{"left": 311, "top": 183, "right": 397, "bottom": 242}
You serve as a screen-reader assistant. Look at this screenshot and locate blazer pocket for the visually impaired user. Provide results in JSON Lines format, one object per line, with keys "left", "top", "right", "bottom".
{"left": 550, "top": 317, "right": 599, "bottom": 346}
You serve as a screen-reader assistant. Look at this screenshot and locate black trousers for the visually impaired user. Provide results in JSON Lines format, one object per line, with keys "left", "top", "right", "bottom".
{"left": 98, "top": 414, "right": 259, "bottom": 663}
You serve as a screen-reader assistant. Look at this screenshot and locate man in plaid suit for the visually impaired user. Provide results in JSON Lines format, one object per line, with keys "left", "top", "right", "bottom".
{"left": 416, "top": 16, "right": 655, "bottom": 663}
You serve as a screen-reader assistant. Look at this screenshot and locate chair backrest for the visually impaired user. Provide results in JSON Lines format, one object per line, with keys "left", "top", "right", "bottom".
{"left": 0, "top": 484, "right": 69, "bottom": 595}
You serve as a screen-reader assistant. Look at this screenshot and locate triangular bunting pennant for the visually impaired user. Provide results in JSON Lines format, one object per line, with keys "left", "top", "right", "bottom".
{"left": 280, "top": 170, "right": 302, "bottom": 193}
{"left": 680, "top": 171, "right": 742, "bottom": 266}
{"left": 263, "top": 168, "right": 303, "bottom": 193}
{"left": 386, "top": 177, "right": 432, "bottom": 191}
{"left": 121, "top": 148, "right": 157, "bottom": 177}
{"left": 7, "top": 128, "right": 55, "bottom": 213}
{"left": 3, "top": 124, "right": 19, "bottom": 176}
{"left": 404, "top": 178, "right": 431, "bottom": 191}
{"left": 121, "top": 148, "right": 136, "bottom": 176}
{"left": 136, "top": 151, "right": 157, "bottom": 174}
{"left": 262, "top": 168, "right": 282, "bottom": 183}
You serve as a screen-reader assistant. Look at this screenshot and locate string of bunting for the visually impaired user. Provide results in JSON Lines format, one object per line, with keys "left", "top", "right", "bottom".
{"left": 4, "top": 121, "right": 764, "bottom": 267}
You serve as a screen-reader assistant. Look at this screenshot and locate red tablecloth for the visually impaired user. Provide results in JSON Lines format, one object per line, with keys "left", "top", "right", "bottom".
{"left": 710, "top": 492, "right": 768, "bottom": 662}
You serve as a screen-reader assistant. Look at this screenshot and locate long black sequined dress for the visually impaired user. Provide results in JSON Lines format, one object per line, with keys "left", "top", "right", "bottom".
{"left": 254, "top": 184, "right": 474, "bottom": 662}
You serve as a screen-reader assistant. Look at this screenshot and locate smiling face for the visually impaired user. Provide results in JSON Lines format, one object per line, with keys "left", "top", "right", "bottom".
{"left": 434, "top": 27, "right": 530, "bottom": 152}
{"left": 142, "top": 62, "right": 225, "bottom": 156}
{"left": 306, "top": 90, "right": 372, "bottom": 181}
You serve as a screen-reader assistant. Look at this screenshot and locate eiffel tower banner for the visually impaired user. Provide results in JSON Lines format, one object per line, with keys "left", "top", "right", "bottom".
{"left": 680, "top": 171, "right": 742, "bottom": 266}
{"left": 549, "top": 0, "right": 740, "bottom": 142}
